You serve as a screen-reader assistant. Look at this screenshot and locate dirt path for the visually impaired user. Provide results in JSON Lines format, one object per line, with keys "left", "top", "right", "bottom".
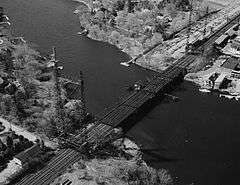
{"left": 0, "top": 117, "right": 58, "bottom": 149}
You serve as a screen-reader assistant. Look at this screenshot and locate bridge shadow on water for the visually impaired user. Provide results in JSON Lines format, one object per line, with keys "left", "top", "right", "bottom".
{"left": 143, "top": 151, "right": 182, "bottom": 164}
{"left": 119, "top": 77, "right": 185, "bottom": 133}
{"left": 118, "top": 78, "right": 187, "bottom": 163}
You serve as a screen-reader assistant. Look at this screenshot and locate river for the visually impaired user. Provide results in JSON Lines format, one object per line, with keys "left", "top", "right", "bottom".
{"left": 128, "top": 81, "right": 240, "bottom": 185}
{"left": 1, "top": 0, "right": 152, "bottom": 114}
{"left": 1, "top": 0, "right": 240, "bottom": 185}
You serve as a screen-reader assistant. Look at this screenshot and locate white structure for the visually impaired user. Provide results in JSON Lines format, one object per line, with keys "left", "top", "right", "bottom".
{"left": 214, "top": 73, "right": 227, "bottom": 89}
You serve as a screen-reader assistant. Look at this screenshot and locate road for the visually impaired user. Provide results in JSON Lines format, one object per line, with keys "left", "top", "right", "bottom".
{"left": 0, "top": 117, "right": 58, "bottom": 149}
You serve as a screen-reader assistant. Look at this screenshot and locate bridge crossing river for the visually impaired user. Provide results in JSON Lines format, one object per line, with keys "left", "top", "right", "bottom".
{"left": 14, "top": 12, "right": 240, "bottom": 185}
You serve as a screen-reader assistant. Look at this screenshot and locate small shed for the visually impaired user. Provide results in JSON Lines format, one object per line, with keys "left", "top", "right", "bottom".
{"left": 13, "top": 144, "right": 41, "bottom": 166}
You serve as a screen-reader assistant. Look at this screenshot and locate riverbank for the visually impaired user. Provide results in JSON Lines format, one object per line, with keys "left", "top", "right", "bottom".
{"left": 185, "top": 55, "right": 240, "bottom": 100}
{"left": 51, "top": 137, "right": 173, "bottom": 185}
{"left": 74, "top": 0, "right": 240, "bottom": 72}
{"left": 73, "top": 0, "right": 213, "bottom": 66}
{"left": 185, "top": 17, "right": 240, "bottom": 100}
{"left": 0, "top": 10, "right": 89, "bottom": 142}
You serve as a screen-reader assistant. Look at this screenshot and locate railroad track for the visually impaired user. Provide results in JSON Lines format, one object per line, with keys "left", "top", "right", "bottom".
{"left": 16, "top": 149, "right": 82, "bottom": 185}
{"left": 14, "top": 13, "right": 240, "bottom": 185}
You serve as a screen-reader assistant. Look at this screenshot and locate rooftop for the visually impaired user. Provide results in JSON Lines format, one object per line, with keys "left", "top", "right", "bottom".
{"left": 14, "top": 144, "right": 41, "bottom": 165}
{"left": 221, "top": 58, "right": 240, "bottom": 70}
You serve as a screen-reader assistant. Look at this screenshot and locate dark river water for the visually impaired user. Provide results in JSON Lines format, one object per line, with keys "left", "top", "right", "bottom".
{"left": 1, "top": 0, "right": 240, "bottom": 185}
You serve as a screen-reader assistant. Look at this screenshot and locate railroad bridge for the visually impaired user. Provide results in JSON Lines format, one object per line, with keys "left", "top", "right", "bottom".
{"left": 14, "top": 12, "right": 240, "bottom": 185}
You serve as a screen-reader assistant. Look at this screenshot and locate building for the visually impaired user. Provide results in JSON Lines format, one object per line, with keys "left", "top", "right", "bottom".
{"left": 221, "top": 58, "right": 240, "bottom": 70}
{"left": 231, "top": 70, "right": 240, "bottom": 79}
{"left": 214, "top": 34, "right": 229, "bottom": 48}
{"left": 230, "top": 36, "right": 240, "bottom": 51}
{"left": 214, "top": 73, "right": 227, "bottom": 89}
{"left": 13, "top": 144, "right": 41, "bottom": 166}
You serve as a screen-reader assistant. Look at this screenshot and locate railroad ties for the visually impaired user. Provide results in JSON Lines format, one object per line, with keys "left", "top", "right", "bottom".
{"left": 15, "top": 149, "right": 82, "bottom": 185}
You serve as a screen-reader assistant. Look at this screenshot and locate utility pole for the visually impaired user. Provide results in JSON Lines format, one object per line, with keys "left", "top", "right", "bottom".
{"left": 126, "top": 0, "right": 132, "bottom": 13}
{"left": 203, "top": 6, "right": 209, "bottom": 38}
{"left": 202, "top": 6, "right": 209, "bottom": 55}
{"left": 238, "top": 14, "right": 240, "bottom": 25}
{"left": 185, "top": 0, "right": 193, "bottom": 53}
{"left": 0, "top": 7, "right": 4, "bottom": 21}
{"left": 51, "top": 47, "right": 64, "bottom": 127}
{"left": 79, "top": 71, "right": 86, "bottom": 120}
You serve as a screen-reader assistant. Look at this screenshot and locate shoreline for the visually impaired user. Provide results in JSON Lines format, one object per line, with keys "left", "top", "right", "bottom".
{"left": 72, "top": 0, "right": 240, "bottom": 102}
{"left": 73, "top": 0, "right": 240, "bottom": 73}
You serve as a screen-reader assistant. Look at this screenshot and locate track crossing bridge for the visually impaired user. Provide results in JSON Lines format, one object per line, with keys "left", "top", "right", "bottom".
{"left": 14, "top": 13, "right": 240, "bottom": 185}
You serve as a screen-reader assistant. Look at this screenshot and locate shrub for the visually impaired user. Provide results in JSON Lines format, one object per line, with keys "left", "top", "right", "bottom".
{"left": 157, "top": 169, "right": 173, "bottom": 185}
